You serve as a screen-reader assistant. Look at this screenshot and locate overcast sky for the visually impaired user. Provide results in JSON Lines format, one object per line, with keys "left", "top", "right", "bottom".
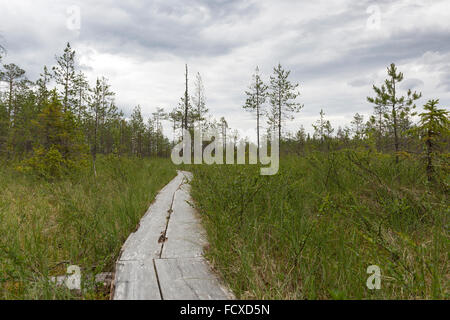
{"left": 1, "top": 0, "right": 449, "bottom": 140}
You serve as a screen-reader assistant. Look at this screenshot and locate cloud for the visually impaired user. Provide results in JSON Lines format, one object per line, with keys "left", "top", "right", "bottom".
{"left": 348, "top": 77, "right": 373, "bottom": 87}
{"left": 1, "top": 0, "right": 449, "bottom": 139}
{"left": 400, "top": 78, "right": 424, "bottom": 90}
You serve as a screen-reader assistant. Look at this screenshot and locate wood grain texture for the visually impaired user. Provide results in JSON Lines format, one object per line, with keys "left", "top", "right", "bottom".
{"left": 154, "top": 258, "right": 232, "bottom": 300}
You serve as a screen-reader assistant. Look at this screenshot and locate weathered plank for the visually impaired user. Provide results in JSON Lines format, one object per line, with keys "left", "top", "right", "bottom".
{"left": 113, "top": 172, "right": 185, "bottom": 300}
{"left": 154, "top": 258, "right": 232, "bottom": 300}
{"left": 113, "top": 259, "right": 161, "bottom": 300}
{"left": 113, "top": 170, "right": 234, "bottom": 300}
{"left": 161, "top": 181, "right": 207, "bottom": 259}
{"left": 119, "top": 172, "right": 183, "bottom": 261}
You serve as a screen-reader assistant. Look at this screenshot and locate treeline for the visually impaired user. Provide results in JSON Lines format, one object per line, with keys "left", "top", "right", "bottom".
{"left": 241, "top": 63, "right": 448, "bottom": 183}
{"left": 1, "top": 42, "right": 448, "bottom": 181}
{"left": 0, "top": 43, "right": 174, "bottom": 177}
{"left": 0, "top": 43, "right": 243, "bottom": 178}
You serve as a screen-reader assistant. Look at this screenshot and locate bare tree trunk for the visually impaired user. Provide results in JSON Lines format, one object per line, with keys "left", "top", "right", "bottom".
{"left": 426, "top": 131, "right": 433, "bottom": 182}
{"left": 278, "top": 92, "right": 282, "bottom": 145}
{"left": 184, "top": 64, "right": 189, "bottom": 131}
{"left": 256, "top": 85, "right": 260, "bottom": 159}
{"left": 93, "top": 112, "right": 98, "bottom": 178}
{"left": 392, "top": 78, "right": 399, "bottom": 164}
{"left": 393, "top": 106, "right": 399, "bottom": 164}
{"left": 8, "top": 80, "right": 13, "bottom": 127}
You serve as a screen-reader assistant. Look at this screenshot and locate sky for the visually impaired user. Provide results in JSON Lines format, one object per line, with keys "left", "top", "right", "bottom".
{"left": 1, "top": 0, "right": 449, "bottom": 140}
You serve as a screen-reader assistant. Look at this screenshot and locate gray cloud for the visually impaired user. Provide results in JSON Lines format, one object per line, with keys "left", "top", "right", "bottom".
{"left": 348, "top": 77, "right": 373, "bottom": 87}
{"left": 400, "top": 78, "right": 424, "bottom": 90}
{"left": 1, "top": 0, "right": 449, "bottom": 138}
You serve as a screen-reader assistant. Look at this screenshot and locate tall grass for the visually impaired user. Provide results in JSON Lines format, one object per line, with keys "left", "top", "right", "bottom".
{"left": 0, "top": 156, "right": 176, "bottom": 299}
{"left": 189, "top": 151, "right": 449, "bottom": 299}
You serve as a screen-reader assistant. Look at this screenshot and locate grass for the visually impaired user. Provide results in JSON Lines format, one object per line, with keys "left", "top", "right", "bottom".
{"left": 0, "top": 155, "right": 176, "bottom": 299}
{"left": 189, "top": 150, "right": 449, "bottom": 299}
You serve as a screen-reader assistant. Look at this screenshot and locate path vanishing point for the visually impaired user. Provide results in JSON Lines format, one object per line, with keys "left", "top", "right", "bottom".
{"left": 112, "top": 171, "right": 234, "bottom": 300}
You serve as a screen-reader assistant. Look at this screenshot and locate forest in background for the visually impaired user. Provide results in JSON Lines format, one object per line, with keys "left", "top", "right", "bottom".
{"left": 0, "top": 42, "right": 448, "bottom": 182}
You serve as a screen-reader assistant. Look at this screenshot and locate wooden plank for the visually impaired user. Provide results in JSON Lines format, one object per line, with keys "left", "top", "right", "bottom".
{"left": 113, "top": 171, "right": 184, "bottom": 300}
{"left": 119, "top": 172, "right": 183, "bottom": 261}
{"left": 113, "top": 170, "right": 234, "bottom": 300}
{"left": 154, "top": 258, "right": 232, "bottom": 300}
{"left": 161, "top": 181, "right": 207, "bottom": 259}
{"left": 113, "top": 259, "right": 161, "bottom": 300}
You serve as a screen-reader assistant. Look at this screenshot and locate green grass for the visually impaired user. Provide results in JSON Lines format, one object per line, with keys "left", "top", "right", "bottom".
{"left": 0, "top": 156, "right": 176, "bottom": 299}
{"left": 189, "top": 150, "right": 449, "bottom": 299}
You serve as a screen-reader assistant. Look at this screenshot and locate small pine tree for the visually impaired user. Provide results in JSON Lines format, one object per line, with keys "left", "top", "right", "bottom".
{"left": 53, "top": 42, "right": 76, "bottom": 112}
{"left": 1, "top": 63, "right": 26, "bottom": 125}
{"left": 191, "top": 72, "right": 209, "bottom": 133}
{"left": 367, "top": 63, "right": 421, "bottom": 163}
{"left": 243, "top": 66, "right": 268, "bottom": 152}
{"left": 351, "top": 113, "right": 365, "bottom": 140}
{"left": 268, "top": 63, "right": 303, "bottom": 143}
{"left": 22, "top": 91, "right": 88, "bottom": 178}
{"left": 416, "top": 99, "right": 449, "bottom": 182}
{"left": 130, "top": 105, "right": 145, "bottom": 157}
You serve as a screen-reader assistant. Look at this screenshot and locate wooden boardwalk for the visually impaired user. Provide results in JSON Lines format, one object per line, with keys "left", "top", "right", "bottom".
{"left": 112, "top": 171, "right": 233, "bottom": 300}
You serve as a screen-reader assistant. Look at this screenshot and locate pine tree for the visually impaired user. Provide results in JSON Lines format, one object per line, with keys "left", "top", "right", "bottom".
{"left": 0, "top": 44, "right": 4, "bottom": 62}
{"left": 168, "top": 107, "right": 184, "bottom": 143}
{"left": 73, "top": 71, "right": 89, "bottom": 121}
{"left": 8, "top": 78, "right": 36, "bottom": 154}
{"left": 89, "top": 77, "right": 115, "bottom": 175}
{"left": 53, "top": 42, "right": 76, "bottom": 112}
{"left": 36, "top": 66, "right": 52, "bottom": 106}
{"left": 183, "top": 64, "right": 190, "bottom": 131}
{"left": 416, "top": 99, "right": 449, "bottom": 182}
{"left": 152, "top": 107, "right": 167, "bottom": 156}
{"left": 312, "top": 109, "right": 334, "bottom": 150}
{"left": 1, "top": 63, "right": 26, "bottom": 126}
{"left": 130, "top": 105, "right": 145, "bottom": 157}
{"left": 220, "top": 117, "right": 228, "bottom": 149}
{"left": 367, "top": 63, "right": 421, "bottom": 163}
{"left": 191, "top": 72, "right": 208, "bottom": 133}
{"left": 268, "top": 63, "right": 303, "bottom": 143}
{"left": 312, "top": 109, "right": 326, "bottom": 142}
{"left": 243, "top": 66, "right": 267, "bottom": 153}
{"left": 351, "top": 113, "right": 365, "bottom": 140}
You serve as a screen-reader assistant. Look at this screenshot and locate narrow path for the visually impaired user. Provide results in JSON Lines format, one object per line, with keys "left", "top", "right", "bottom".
{"left": 112, "top": 171, "right": 234, "bottom": 300}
